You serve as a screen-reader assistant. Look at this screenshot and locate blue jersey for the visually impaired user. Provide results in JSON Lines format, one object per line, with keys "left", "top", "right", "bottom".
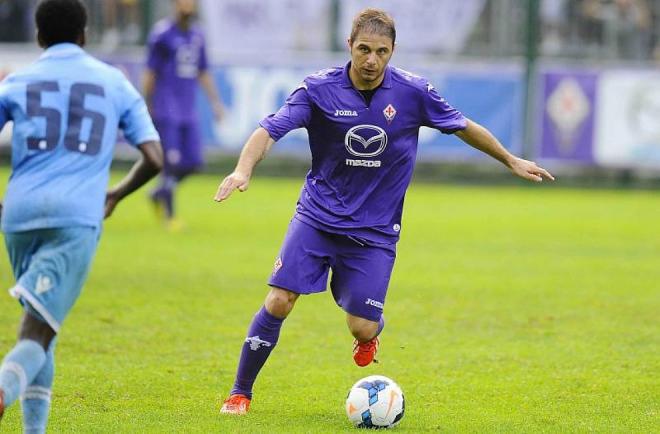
{"left": 260, "top": 63, "right": 467, "bottom": 244}
{"left": 0, "top": 43, "right": 159, "bottom": 232}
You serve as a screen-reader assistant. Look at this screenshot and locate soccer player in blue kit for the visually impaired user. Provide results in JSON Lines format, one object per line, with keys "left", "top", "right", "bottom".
{"left": 215, "top": 8, "right": 554, "bottom": 414}
{"left": 0, "top": 0, "right": 162, "bottom": 430}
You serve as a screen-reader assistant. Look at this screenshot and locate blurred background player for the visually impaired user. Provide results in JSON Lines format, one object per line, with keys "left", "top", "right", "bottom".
{"left": 214, "top": 8, "right": 554, "bottom": 415}
{"left": 0, "top": 0, "right": 162, "bottom": 430}
{"left": 144, "top": 0, "right": 224, "bottom": 230}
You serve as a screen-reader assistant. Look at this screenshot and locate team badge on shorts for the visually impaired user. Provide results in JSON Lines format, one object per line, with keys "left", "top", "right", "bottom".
{"left": 383, "top": 104, "right": 397, "bottom": 124}
{"left": 272, "top": 257, "right": 283, "bottom": 275}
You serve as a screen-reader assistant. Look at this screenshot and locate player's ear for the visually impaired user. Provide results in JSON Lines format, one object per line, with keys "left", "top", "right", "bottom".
{"left": 347, "top": 38, "right": 352, "bottom": 52}
{"left": 79, "top": 30, "right": 86, "bottom": 48}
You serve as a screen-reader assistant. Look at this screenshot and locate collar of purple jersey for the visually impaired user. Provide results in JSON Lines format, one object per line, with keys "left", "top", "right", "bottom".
{"left": 341, "top": 61, "right": 393, "bottom": 89}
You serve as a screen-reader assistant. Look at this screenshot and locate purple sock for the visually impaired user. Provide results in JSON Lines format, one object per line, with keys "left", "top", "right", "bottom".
{"left": 230, "top": 306, "right": 285, "bottom": 399}
{"left": 151, "top": 176, "right": 176, "bottom": 218}
{"left": 162, "top": 188, "right": 174, "bottom": 219}
{"left": 162, "top": 175, "right": 177, "bottom": 218}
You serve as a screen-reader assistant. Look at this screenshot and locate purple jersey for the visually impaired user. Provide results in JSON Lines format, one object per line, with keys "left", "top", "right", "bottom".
{"left": 260, "top": 63, "right": 467, "bottom": 245}
{"left": 146, "top": 19, "right": 208, "bottom": 123}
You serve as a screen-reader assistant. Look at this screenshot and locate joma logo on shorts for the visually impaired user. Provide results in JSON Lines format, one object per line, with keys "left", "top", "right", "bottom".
{"left": 365, "top": 298, "right": 384, "bottom": 309}
{"left": 335, "top": 109, "right": 358, "bottom": 117}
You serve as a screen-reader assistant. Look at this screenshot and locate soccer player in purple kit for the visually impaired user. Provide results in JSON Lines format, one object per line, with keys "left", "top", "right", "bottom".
{"left": 214, "top": 8, "right": 554, "bottom": 415}
{"left": 144, "top": 0, "right": 224, "bottom": 230}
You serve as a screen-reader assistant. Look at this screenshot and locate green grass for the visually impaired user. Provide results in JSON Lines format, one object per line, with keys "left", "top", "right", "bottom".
{"left": 0, "top": 170, "right": 658, "bottom": 433}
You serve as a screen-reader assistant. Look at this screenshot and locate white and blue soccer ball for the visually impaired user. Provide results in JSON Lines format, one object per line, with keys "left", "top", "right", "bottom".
{"left": 345, "top": 375, "right": 405, "bottom": 429}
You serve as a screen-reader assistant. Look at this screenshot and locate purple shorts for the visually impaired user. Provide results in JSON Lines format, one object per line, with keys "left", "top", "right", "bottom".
{"left": 268, "top": 217, "right": 396, "bottom": 322}
{"left": 154, "top": 119, "right": 203, "bottom": 174}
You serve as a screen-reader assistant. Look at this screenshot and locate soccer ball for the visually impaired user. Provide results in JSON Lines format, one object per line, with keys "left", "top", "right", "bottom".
{"left": 345, "top": 375, "right": 405, "bottom": 428}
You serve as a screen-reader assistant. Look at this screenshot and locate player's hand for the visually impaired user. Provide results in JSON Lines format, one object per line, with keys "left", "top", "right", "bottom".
{"left": 214, "top": 171, "right": 250, "bottom": 202}
{"left": 104, "top": 190, "right": 121, "bottom": 218}
{"left": 508, "top": 157, "right": 555, "bottom": 183}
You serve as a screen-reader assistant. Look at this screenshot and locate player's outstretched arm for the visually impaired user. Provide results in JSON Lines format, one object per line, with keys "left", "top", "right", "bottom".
{"left": 214, "top": 127, "right": 275, "bottom": 202}
{"left": 105, "top": 140, "right": 163, "bottom": 218}
{"left": 455, "top": 119, "right": 555, "bottom": 183}
{"left": 143, "top": 70, "right": 157, "bottom": 116}
{"left": 199, "top": 71, "right": 225, "bottom": 121}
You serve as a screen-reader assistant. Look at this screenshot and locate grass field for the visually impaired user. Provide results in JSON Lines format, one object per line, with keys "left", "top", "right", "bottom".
{"left": 0, "top": 170, "right": 658, "bottom": 433}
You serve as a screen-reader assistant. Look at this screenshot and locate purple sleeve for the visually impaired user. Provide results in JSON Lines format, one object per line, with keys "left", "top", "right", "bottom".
{"left": 259, "top": 86, "right": 313, "bottom": 141}
{"left": 146, "top": 31, "right": 165, "bottom": 71}
{"left": 198, "top": 34, "right": 209, "bottom": 72}
{"left": 421, "top": 85, "right": 467, "bottom": 134}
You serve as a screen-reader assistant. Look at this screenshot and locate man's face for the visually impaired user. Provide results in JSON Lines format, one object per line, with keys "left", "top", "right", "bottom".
{"left": 349, "top": 31, "right": 394, "bottom": 86}
{"left": 175, "top": 0, "right": 196, "bottom": 19}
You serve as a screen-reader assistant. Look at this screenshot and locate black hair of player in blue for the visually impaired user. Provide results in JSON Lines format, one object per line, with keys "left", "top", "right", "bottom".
{"left": 35, "top": 0, "right": 88, "bottom": 48}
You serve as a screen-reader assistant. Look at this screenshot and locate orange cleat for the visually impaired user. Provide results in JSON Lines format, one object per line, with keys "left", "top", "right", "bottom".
{"left": 220, "top": 394, "right": 251, "bottom": 415}
{"left": 353, "top": 337, "right": 379, "bottom": 367}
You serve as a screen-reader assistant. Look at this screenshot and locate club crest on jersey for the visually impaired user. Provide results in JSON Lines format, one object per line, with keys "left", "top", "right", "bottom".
{"left": 383, "top": 104, "right": 397, "bottom": 123}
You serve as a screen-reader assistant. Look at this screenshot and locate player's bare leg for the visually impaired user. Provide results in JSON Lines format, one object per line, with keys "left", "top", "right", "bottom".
{"left": 221, "top": 288, "right": 299, "bottom": 415}
{"left": 347, "top": 314, "right": 383, "bottom": 367}
{"left": 263, "top": 287, "right": 299, "bottom": 318}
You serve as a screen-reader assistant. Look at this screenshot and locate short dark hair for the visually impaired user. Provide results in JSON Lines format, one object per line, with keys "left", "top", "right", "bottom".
{"left": 35, "top": 0, "right": 87, "bottom": 47}
{"left": 350, "top": 8, "right": 396, "bottom": 46}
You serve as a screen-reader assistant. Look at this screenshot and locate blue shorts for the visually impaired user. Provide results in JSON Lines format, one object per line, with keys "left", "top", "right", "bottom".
{"left": 4, "top": 226, "right": 100, "bottom": 332}
{"left": 154, "top": 119, "right": 203, "bottom": 175}
{"left": 268, "top": 217, "right": 396, "bottom": 322}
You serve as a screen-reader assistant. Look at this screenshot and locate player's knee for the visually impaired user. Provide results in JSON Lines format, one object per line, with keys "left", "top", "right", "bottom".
{"left": 18, "top": 311, "right": 56, "bottom": 350}
{"left": 347, "top": 315, "right": 379, "bottom": 342}
{"left": 264, "top": 288, "right": 299, "bottom": 319}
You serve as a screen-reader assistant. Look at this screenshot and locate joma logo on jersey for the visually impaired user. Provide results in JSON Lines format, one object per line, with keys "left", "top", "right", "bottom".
{"left": 335, "top": 109, "right": 358, "bottom": 117}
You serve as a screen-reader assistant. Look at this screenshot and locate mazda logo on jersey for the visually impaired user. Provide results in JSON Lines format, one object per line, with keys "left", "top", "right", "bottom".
{"left": 344, "top": 125, "right": 388, "bottom": 158}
